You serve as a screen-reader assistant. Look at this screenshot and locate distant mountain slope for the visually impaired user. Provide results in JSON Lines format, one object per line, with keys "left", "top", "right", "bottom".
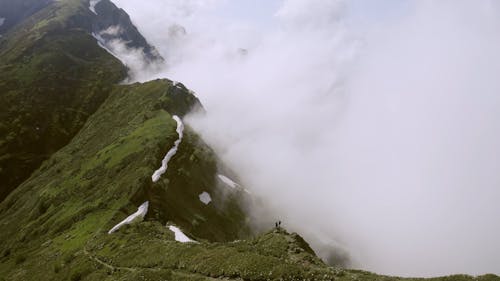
{"left": 0, "top": 0, "right": 52, "bottom": 35}
{"left": 0, "top": 0, "right": 160, "bottom": 201}
{"left": 88, "top": 0, "right": 162, "bottom": 62}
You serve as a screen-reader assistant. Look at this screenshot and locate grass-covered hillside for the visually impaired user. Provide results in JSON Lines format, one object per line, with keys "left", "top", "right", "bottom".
{"left": 0, "top": 0, "right": 160, "bottom": 201}
{"left": 0, "top": 0, "right": 125, "bottom": 200}
{"left": 0, "top": 0, "right": 499, "bottom": 280}
{"left": 0, "top": 78, "right": 251, "bottom": 280}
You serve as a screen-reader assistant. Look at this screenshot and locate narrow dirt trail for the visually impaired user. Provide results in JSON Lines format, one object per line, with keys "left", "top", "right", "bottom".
{"left": 83, "top": 246, "right": 242, "bottom": 280}
{"left": 83, "top": 247, "right": 135, "bottom": 273}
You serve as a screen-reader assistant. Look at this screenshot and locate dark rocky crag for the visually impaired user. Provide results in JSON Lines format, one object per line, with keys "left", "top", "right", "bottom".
{"left": 88, "top": 0, "right": 162, "bottom": 62}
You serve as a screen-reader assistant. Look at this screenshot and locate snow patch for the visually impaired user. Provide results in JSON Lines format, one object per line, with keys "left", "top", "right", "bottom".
{"left": 169, "top": 225, "right": 196, "bottom": 243}
{"left": 89, "top": 0, "right": 102, "bottom": 15}
{"left": 100, "top": 25, "right": 123, "bottom": 36}
{"left": 92, "top": 31, "right": 153, "bottom": 80}
{"left": 92, "top": 32, "right": 121, "bottom": 60}
{"left": 108, "top": 201, "right": 149, "bottom": 234}
{"left": 199, "top": 192, "right": 212, "bottom": 205}
{"left": 0, "top": 18, "right": 5, "bottom": 27}
{"left": 218, "top": 174, "right": 239, "bottom": 188}
{"left": 152, "top": 115, "right": 184, "bottom": 182}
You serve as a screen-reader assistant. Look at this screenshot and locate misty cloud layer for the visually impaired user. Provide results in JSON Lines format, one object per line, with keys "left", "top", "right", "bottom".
{"left": 110, "top": 0, "right": 500, "bottom": 277}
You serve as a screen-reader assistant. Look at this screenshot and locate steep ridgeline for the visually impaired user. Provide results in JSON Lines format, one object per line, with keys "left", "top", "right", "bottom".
{"left": 0, "top": 79, "right": 253, "bottom": 280}
{"left": 87, "top": 0, "right": 162, "bottom": 63}
{"left": 0, "top": 0, "right": 160, "bottom": 201}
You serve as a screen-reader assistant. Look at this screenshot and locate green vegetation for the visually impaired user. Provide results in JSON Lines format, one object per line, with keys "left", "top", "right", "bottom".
{"left": 0, "top": 0, "right": 161, "bottom": 201}
{"left": 0, "top": 0, "right": 499, "bottom": 280}
{"left": 0, "top": 78, "right": 251, "bottom": 280}
{"left": 0, "top": 0, "right": 127, "bottom": 201}
{"left": 82, "top": 227, "right": 338, "bottom": 281}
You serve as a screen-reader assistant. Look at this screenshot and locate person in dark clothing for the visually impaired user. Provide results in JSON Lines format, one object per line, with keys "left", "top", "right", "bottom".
{"left": 278, "top": 221, "right": 281, "bottom": 227}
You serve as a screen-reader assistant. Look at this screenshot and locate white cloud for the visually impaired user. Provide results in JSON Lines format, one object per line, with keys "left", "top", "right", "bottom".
{"left": 92, "top": 29, "right": 163, "bottom": 82}
{"left": 110, "top": 0, "right": 500, "bottom": 276}
{"left": 100, "top": 25, "right": 123, "bottom": 36}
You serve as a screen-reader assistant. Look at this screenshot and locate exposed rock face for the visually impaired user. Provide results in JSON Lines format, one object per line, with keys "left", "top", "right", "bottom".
{"left": 88, "top": 0, "right": 163, "bottom": 62}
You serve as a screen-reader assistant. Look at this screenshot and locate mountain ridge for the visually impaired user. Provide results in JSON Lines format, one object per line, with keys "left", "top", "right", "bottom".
{"left": 0, "top": 0, "right": 498, "bottom": 280}
{"left": 0, "top": 0, "right": 161, "bottom": 201}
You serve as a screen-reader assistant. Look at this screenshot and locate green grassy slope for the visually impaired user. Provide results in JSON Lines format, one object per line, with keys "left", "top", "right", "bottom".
{"left": 0, "top": 0, "right": 127, "bottom": 201}
{"left": 0, "top": 0, "right": 162, "bottom": 201}
{"left": 0, "top": 1, "right": 499, "bottom": 280}
{"left": 0, "top": 78, "right": 252, "bottom": 280}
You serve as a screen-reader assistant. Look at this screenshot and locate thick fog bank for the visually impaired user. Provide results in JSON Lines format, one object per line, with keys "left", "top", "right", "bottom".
{"left": 110, "top": 0, "right": 500, "bottom": 277}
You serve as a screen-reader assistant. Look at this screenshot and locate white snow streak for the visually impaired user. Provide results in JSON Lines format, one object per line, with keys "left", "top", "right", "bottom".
{"left": 217, "top": 174, "right": 239, "bottom": 188}
{"left": 0, "top": 18, "right": 5, "bottom": 27}
{"left": 152, "top": 115, "right": 184, "bottom": 182}
{"left": 92, "top": 33, "right": 122, "bottom": 61}
{"left": 100, "top": 25, "right": 123, "bottom": 36}
{"left": 199, "top": 192, "right": 212, "bottom": 205}
{"left": 89, "top": 0, "right": 102, "bottom": 15}
{"left": 108, "top": 201, "right": 149, "bottom": 234}
{"left": 169, "top": 225, "right": 196, "bottom": 243}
